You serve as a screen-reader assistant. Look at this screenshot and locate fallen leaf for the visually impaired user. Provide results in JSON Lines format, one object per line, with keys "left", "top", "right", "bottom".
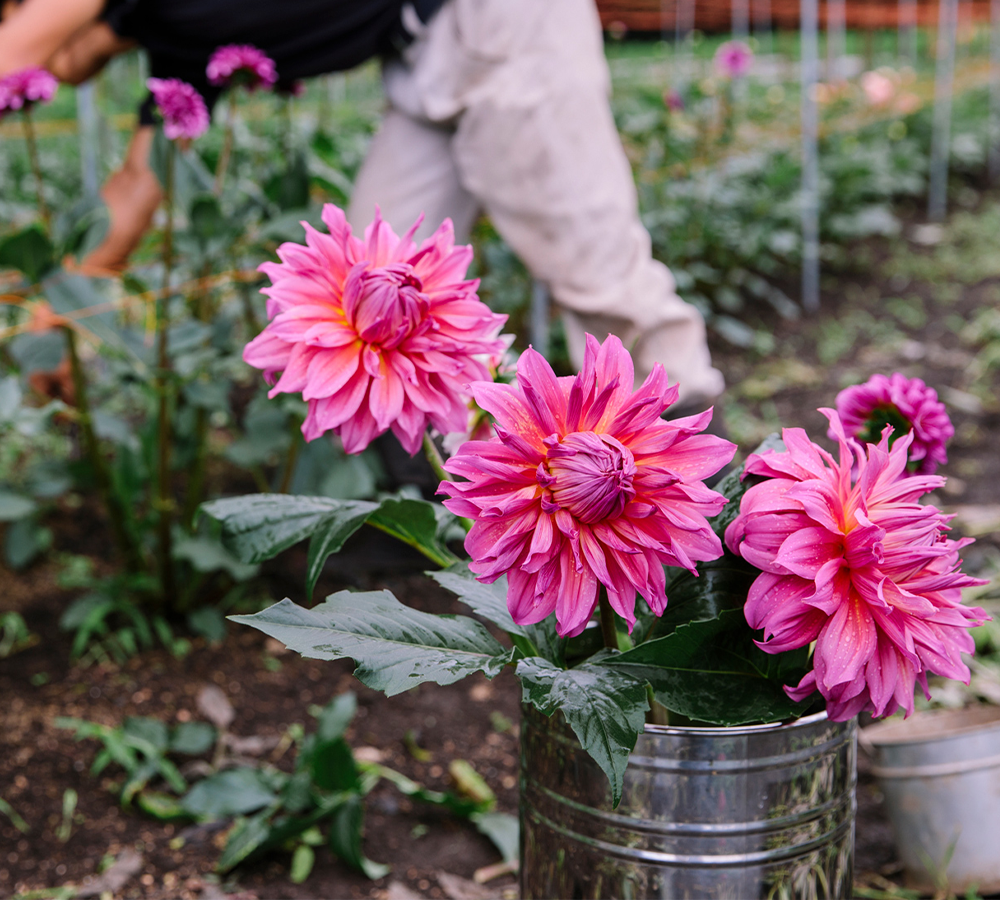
{"left": 197, "top": 684, "right": 234, "bottom": 730}
{"left": 386, "top": 882, "right": 425, "bottom": 900}
{"left": 437, "top": 871, "right": 501, "bottom": 900}
{"left": 75, "top": 848, "right": 143, "bottom": 897}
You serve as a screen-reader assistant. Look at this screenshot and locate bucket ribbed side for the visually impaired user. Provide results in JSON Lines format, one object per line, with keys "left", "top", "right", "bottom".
{"left": 521, "top": 706, "right": 857, "bottom": 900}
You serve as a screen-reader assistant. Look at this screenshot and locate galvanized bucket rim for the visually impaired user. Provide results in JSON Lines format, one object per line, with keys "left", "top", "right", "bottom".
{"left": 860, "top": 705, "right": 1000, "bottom": 749}
{"left": 641, "top": 708, "right": 831, "bottom": 738}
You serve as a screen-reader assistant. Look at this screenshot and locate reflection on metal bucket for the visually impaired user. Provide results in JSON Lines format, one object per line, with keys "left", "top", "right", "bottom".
{"left": 861, "top": 705, "right": 1000, "bottom": 895}
{"left": 520, "top": 705, "right": 857, "bottom": 899}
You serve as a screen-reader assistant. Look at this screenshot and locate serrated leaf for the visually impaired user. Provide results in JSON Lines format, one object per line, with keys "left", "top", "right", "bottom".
{"left": 200, "top": 494, "right": 377, "bottom": 564}
{"left": 516, "top": 659, "right": 648, "bottom": 806}
{"left": 217, "top": 813, "right": 272, "bottom": 872}
{"left": 230, "top": 591, "right": 511, "bottom": 697}
{"left": 305, "top": 505, "right": 377, "bottom": 596}
{"left": 430, "top": 567, "right": 523, "bottom": 635}
{"left": 367, "top": 497, "right": 459, "bottom": 568}
{"left": 600, "top": 609, "right": 812, "bottom": 726}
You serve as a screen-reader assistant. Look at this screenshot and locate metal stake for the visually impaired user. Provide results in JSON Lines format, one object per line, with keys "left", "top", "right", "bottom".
{"left": 826, "top": 0, "right": 847, "bottom": 81}
{"left": 801, "top": 0, "right": 821, "bottom": 313}
{"left": 990, "top": 0, "right": 1000, "bottom": 181}
{"left": 530, "top": 280, "right": 550, "bottom": 359}
{"left": 928, "top": 0, "right": 959, "bottom": 221}
{"left": 76, "top": 82, "right": 99, "bottom": 200}
{"left": 899, "top": 0, "right": 919, "bottom": 66}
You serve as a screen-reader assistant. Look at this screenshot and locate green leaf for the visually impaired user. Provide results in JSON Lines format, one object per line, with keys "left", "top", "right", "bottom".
{"left": 315, "top": 693, "right": 356, "bottom": 743}
{"left": 136, "top": 790, "right": 188, "bottom": 821}
{"left": 186, "top": 608, "right": 227, "bottom": 645}
{"left": 173, "top": 536, "right": 260, "bottom": 582}
{"left": 123, "top": 717, "right": 169, "bottom": 754}
{"left": 201, "top": 494, "right": 376, "bottom": 565}
{"left": 179, "top": 768, "right": 278, "bottom": 821}
{"left": 0, "top": 225, "right": 55, "bottom": 284}
{"left": 600, "top": 609, "right": 812, "bottom": 726}
{"left": 516, "top": 659, "right": 648, "bottom": 807}
{"left": 309, "top": 737, "right": 360, "bottom": 793}
{"left": 472, "top": 812, "right": 519, "bottom": 863}
{"left": 290, "top": 843, "right": 315, "bottom": 884}
{"left": 0, "top": 490, "right": 37, "bottom": 522}
{"left": 430, "top": 567, "right": 524, "bottom": 636}
{"left": 328, "top": 795, "right": 390, "bottom": 880}
{"left": 305, "top": 505, "right": 378, "bottom": 597}
{"left": 230, "top": 592, "right": 512, "bottom": 697}
{"left": 217, "top": 813, "right": 273, "bottom": 872}
{"left": 367, "top": 497, "right": 459, "bottom": 568}
{"left": 169, "top": 721, "right": 216, "bottom": 756}
{"left": 4, "top": 518, "right": 51, "bottom": 570}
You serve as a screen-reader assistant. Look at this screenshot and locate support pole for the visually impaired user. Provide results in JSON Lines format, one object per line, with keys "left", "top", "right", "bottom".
{"left": 990, "top": 0, "right": 1000, "bottom": 181}
{"left": 733, "top": 0, "right": 750, "bottom": 39}
{"left": 826, "top": 0, "right": 847, "bottom": 81}
{"left": 530, "top": 280, "right": 550, "bottom": 359}
{"left": 801, "top": 0, "right": 821, "bottom": 313}
{"left": 899, "top": 0, "right": 919, "bottom": 66}
{"left": 928, "top": 0, "right": 959, "bottom": 221}
{"left": 76, "top": 82, "right": 99, "bottom": 200}
{"left": 753, "top": 0, "right": 773, "bottom": 53}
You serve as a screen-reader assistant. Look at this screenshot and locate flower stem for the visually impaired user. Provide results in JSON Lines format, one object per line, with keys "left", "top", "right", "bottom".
{"left": 278, "top": 424, "right": 302, "bottom": 494}
{"left": 156, "top": 141, "right": 177, "bottom": 605}
{"left": 598, "top": 591, "right": 619, "bottom": 652}
{"left": 22, "top": 108, "right": 50, "bottom": 231}
{"left": 65, "top": 327, "right": 143, "bottom": 572}
{"left": 421, "top": 432, "right": 450, "bottom": 486}
{"left": 214, "top": 92, "right": 238, "bottom": 195}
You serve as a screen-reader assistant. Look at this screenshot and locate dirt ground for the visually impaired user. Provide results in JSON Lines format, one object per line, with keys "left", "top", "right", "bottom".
{"left": 4, "top": 201, "right": 1000, "bottom": 900}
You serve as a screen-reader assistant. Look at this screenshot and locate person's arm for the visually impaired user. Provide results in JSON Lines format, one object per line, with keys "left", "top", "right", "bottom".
{"left": 0, "top": 0, "right": 105, "bottom": 76}
{"left": 47, "top": 20, "right": 136, "bottom": 84}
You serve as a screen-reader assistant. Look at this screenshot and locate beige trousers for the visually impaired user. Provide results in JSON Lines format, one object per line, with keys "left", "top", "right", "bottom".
{"left": 347, "top": 0, "right": 725, "bottom": 402}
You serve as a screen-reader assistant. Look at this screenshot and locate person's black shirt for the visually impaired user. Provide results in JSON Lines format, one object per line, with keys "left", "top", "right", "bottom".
{"left": 104, "top": 0, "right": 409, "bottom": 107}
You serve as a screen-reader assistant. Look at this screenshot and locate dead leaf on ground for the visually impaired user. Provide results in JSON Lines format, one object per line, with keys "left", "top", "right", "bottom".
{"left": 437, "top": 871, "right": 502, "bottom": 900}
{"left": 75, "top": 848, "right": 143, "bottom": 897}
{"left": 197, "top": 684, "right": 234, "bottom": 730}
{"left": 223, "top": 733, "right": 279, "bottom": 756}
{"left": 386, "top": 882, "right": 425, "bottom": 900}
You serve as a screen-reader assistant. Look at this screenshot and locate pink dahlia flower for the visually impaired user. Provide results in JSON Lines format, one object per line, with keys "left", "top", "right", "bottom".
{"left": 439, "top": 335, "right": 737, "bottom": 638}
{"left": 664, "top": 88, "right": 685, "bottom": 113}
{"left": 0, "top": 67, "right": 58, "bottom": 120}
{"left": 725, "top": 410, "right": 988, "bottom": 721}
{"left": 206, "top": 45, "right": 278, "bottom": 91}
{"left": 835, "top": 373, "right": 953, "bottom": 474}
{"left": 714, "top": 40, "right": 754, "bottom": 80}
{"left": 244, "top": 204, "right": 507, "bottom": 454}
{"left": 147, "top": 78, "right": 209, "bottom": 141}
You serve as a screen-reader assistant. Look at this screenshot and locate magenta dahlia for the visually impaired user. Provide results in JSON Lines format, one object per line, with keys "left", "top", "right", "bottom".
{"left": 725, "top": 410, "right": 988, "bottom": 721}
{"left": 0, "top": 67, "right": 57, "bottom": 120}
{"left": 147, "top": 78, "right": 209, "bottom": 140}
{"left": 439, "top": 335, "right": 736, "bottom": 637}
{"left": 714, "top": 40, "right": 754, "bottom": 80}
{"left": 244, "top": 204, "right": 507, "bottom": 454}
{"left": 206, "top": 45, "right": 278, "bottom": 91}
{"left": 835, "top": 373, "right": 953, "bottom": 474}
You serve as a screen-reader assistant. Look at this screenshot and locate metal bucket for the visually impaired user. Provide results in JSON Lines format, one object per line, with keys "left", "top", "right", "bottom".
{"left": 520, "top": 705, "right": 857, "bottom": 899}
{"left": 860, "top": 705, "right": 1000, "bottom": 894}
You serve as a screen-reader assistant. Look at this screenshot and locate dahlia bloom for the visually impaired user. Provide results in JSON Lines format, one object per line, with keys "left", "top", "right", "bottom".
{"left": 714, "top": 40, "right": 754, "bottom": 80}
{"left": 835, "top": 373, "right": 953, "bottom": 474}
{"left": 0, "top": 67, "right": 57, "bottom": 120}
{"left": 206, "top": 45, "right": 278, "bottom": 92}
{"left": 244, "top": 204, "right": 507, "bottom": 454}
{"left": 147, "top": 78, "right": 209, "bottom": 140}
{"left": 861, "top": 69, "right": 896, "bottom": 107}
{"left": 725, "top": 410, "right": 988, "bottom": 721}
{"left": 439, "top": 335, "right": 736, "bottom": 637}
{"left": 664, "top": 88, "right": 685, "bottom": 113}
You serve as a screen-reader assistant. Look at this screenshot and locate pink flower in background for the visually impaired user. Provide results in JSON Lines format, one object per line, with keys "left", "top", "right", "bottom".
{"left": 147, "top": 78, "right": 209, "bottom": 140}
{"left": 725, "top": 410, "right": 987, "bottom": 721}
{"left": 206, "top": 44, "right": 278, "bottom": 91}
{"left": 664, "top": 88, "right": 685, "bottom": 113}
{"left": 714, "top": 40, "right": 754, "bottom": 80}
{"left": 439, "top": 335, "right": 736, "bottom": 637}
{"left": 861, "top": 70, "right": 896, "bottom": 107}
{"left": 244, "top": 204, "right": 507, "bottom": 454}
{"left": 0, "top": 67, "right": 57, "bottom": 119}
{"left": 836, "top": 373, "right": 953, "bottom": 474}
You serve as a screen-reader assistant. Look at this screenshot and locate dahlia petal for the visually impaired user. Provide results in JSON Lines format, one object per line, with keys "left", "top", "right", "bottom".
{"left": 814, "top": 595, "right": 878, "bottom": 689}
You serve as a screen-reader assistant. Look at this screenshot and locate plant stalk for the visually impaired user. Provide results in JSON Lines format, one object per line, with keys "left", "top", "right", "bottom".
{"left": 598, "top": 592, "right": 619, "bottom": 652}
{"left": 22, "top": 108, "right": 50, "bottom": 231}
{"left": 277, "top": 425, "right": 302, "bottom": 494}
{"left": 422, "top": 432, "right": 449, "bottom": 485}
{"left": 156, "top": 141, "right": 177, "bottom": 604}
{"left": 65, "top": 328, "right": 143, "bottom": 572}
{"left": 214, "top": 92, "right": 238, "bottom": 195}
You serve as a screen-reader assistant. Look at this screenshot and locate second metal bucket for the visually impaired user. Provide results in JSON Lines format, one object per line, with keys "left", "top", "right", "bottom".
{"left": 520, "top": 705, "right": 857, "bottom": 899}
{"left": 861, "top": 705, "right": 1000, "bottom": 894}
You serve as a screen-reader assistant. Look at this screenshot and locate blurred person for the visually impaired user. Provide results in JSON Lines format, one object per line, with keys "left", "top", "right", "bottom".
{"left": 0, "top": 0, "right": 724, "bottom": 405}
